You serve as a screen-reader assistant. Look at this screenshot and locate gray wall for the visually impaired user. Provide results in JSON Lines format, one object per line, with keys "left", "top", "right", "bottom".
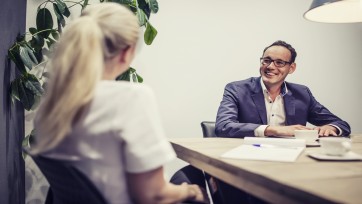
{"left": 0, "top": 0, "right": 26, "bottom": 203}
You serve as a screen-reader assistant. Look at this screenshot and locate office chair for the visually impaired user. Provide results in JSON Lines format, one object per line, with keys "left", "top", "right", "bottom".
{"left": 28, "top": 153, "right": 107, "bottom": 204}
{"left": 170, "top": 165, "right": 206, "bottom": 188}
{"left": 200, "top": 121, "right": 227, "bottom": 204}
{"left": 200, "top": 121, "right": 217, "bottom": 138}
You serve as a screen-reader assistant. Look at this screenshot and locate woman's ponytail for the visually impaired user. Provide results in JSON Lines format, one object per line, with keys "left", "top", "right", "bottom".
{"left": 32, "top": 17, "right": 104, "bottom": 153}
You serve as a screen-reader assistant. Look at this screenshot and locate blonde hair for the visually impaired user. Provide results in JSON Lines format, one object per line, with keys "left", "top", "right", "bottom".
{"left": 32, "top": 3, "right": 139, "bottom": 153}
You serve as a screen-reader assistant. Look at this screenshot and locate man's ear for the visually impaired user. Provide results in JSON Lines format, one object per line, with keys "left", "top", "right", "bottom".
{"left": 288, "top": 63, "right": 296, "bottom": 74}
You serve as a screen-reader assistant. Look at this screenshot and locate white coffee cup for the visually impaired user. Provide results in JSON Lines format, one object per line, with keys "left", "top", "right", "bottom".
{"left": 319, "top": 137, "right": 351, "bottom": 156}
{"left": 294, "top": 129, "right": 319, "bottom": 144}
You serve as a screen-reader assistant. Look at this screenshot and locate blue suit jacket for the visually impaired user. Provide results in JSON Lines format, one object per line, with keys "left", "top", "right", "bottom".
{"left": 215, "top": 77, "right": 351, "bottom": 137}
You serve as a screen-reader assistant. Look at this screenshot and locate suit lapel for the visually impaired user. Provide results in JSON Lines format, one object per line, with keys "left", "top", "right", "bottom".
{"left": 283, "top": 91, "right": 295, "bottom": 125}
{"left": 251, "top": 77, "right": 267, "bottom": 125}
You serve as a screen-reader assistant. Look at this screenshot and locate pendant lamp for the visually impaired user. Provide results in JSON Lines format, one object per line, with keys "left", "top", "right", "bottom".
{"left": 304, "top": 0, "right": 362, "bottom": 23}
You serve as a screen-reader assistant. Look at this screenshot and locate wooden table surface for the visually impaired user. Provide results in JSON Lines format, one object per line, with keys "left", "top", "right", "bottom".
{"left": 170, "top": 135, "right": 362, "bottom": 204}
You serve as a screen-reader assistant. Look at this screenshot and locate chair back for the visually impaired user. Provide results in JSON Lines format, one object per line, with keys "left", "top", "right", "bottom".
{"left": 200, "top": 121, "right": 217, "bottom": 138}
{"left": 30, "top": 154, "right": 107, "bottom": 204}
{"left": 200, "top": 121, "right": 227, "bottom": 204}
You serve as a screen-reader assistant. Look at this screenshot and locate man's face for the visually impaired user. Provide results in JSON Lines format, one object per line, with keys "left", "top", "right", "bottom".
{"left": 260, "top": 45, "right": 296, "bottom": 89}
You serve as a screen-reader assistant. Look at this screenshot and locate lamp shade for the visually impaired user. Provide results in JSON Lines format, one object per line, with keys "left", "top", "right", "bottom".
{"left": 304, "top": 0, "right": 362, "bottom": 23}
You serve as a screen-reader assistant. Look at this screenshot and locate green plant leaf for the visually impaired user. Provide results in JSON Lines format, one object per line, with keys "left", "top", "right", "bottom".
{"left": 36, "top": 8, "right": 53, "bottom": 38}
{"left": 51, "top": 30, "right": 59, "bottom": 40}
{"left": 8, "top": 47, "right": 27, "bottom": 74}
{"left": 22, "top": 134, "right": 31, "bottom": 159}
{"left": 116, "top": 69, "right": 131, "bottom": 81}
{"left": 24, "top": 74, "right": 44, "bottom": 97}
{"left": 136, "top": 7, "right": 147, "bottom": 26}
{"left": 105, "top": 0, "right": 132, "bottom": 3}
{"left": 34, "top": 49, "right": 44, "bottom": 63}
{"left": 22, "top": 134, "right": 30, "bottom": 147}
{"left": 22, "top": 129, "right": 36, "bottom": 158}
{"left": 128, "top": 1, "right": 138, "bottom": 13}
{"left": 19, "top": 46, "right": 34, "bottom": 70}
{"left": 54, "top": 0, "right": 70, "bottom": 17}
{"left": 129, "top": 67, "right": 143, "bottom": 83}
{"left": 19, "top": 45, "right": 38, "bottom": 70}
{"left": 54, "top": 0, "right": 66, "bottom": 13}
{"left": 129, "top": 67, "right": 136, "bottom": 72}
{"left": 11, "top": 76, "right": 34, "bottom": 110}
{"left": 136, "top": 73, "right": 143, "bottom": 83}
{"left": 144, "top": 22, "right": 157, "bottom": 45}
{"left": 115, "top": 67, "right": 143, "bottom": 83}
{"left": 25, "top": 44, "right": 39, "bottom": 64}
{"left": 53, "top": 3, "right": 65, "bottom": 27}
{"left": 118, "top": 0, "right": 133, "bottom": 4}
{"left": 83, "top": 0, "right": 89, "bottom": 10}
{"left": 22, "top": 131, "right": 34, "bottom": 148}
{"left": 148, "top": 0, "right": 158, "bottom": 13}
{"left": 137, "top": 0, "right": 151, "bottom": 19}
{"left": 29, "top": 27, "right": 37, "bottom": 35}
{"left": 63, "top": 7, "right": 70, "bottom": 17}
{"left": 20, "top": 80, "right": 35, "bottom": 110}
{"left": 30, "top": 35, "right": 45, "bottom": 52}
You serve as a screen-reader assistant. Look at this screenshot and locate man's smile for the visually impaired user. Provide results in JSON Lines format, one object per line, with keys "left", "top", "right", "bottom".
{"left": 264, "top": 70, "right": 277, "bottom": 77}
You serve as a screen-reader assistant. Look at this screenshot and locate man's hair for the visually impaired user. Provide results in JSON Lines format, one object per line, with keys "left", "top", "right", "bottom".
{"left": 262, "top": 40, "right": 297, "bottom": 63}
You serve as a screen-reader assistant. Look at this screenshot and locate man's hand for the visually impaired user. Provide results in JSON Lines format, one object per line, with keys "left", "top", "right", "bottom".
{"left": 314, "top": 125, "right": 338, "bottom": 136}
{"left": 265, "top": 125, "right": 312, "bottom": 136}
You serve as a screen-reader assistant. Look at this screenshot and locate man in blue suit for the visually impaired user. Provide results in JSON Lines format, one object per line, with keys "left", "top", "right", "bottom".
{"left": 216, "top": 40, "right": 350, "bottom": 138}
{"left": 213, "top": 41, "right": 351, "bottom": 203}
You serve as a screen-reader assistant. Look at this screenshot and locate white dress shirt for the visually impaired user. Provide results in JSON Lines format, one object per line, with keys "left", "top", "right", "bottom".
{"left": 40, "top": 81, "right": 176, "bottom": 204}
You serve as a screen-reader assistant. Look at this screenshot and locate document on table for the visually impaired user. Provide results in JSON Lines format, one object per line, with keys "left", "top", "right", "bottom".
{"left": 221, "top": 137, "right": 306, "bottom": 162}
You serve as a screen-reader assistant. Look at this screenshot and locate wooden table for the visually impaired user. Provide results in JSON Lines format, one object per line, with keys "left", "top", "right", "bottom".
{"left": 170, "top": 135, "right": 362, "bottom": 204}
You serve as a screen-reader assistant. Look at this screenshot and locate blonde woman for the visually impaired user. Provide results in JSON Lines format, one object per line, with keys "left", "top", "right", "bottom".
{"left": 31, "top": 3, "right": 209, "bottom": 204}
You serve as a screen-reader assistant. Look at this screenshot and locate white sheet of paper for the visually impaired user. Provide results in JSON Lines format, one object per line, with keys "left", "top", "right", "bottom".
{"left": 221, "top": 137, "right": 306, "bottom": 162}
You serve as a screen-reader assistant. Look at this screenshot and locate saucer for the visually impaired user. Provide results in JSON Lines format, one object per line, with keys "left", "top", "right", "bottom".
{"left": 308, "top": 151, "right": 362, "bottom": 161}
{"left": 306, "top": 141, "right": 320, "bottom": 147}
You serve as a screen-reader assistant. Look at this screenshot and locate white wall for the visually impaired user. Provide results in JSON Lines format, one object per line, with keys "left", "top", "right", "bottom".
{"left": 27, "top": 0, "right": 362, "bottom": 176}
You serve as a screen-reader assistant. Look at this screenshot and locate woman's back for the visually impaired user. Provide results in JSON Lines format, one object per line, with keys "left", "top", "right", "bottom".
{"left": 39, "top": 81, "right": 176, "bottom": 204}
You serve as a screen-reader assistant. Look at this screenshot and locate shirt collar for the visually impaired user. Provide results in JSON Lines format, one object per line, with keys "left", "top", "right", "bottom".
{"left": 260, "top": 78, "right": 288, "bottom": 97}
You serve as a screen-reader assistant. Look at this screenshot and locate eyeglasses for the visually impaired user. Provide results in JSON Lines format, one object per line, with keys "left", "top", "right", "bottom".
{"left": 260, "top": 57, "right": 292, "bottom": 68}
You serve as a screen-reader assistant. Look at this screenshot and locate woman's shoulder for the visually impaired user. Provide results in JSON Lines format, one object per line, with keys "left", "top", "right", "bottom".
{"left": 96, "top": 80, "right": 155, "bottom": 99}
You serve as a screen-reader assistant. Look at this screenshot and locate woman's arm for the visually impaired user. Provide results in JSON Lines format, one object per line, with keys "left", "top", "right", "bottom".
{"left": 127, "top": 166, "right": 209, "bottom": 204}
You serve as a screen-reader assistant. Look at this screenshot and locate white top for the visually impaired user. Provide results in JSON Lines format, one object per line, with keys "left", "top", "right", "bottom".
{"left": 254, "top": 78, "right": 287, "bottom": 137}
{"left": 40, "top": 81, "right": 176, "bottom": 204}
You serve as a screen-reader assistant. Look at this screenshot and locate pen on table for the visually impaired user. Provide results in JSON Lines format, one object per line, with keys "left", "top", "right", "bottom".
{"left": 252, "top": 144, "right": 276, "bottom": 148}
{"left": 252, "top": 144, "right": 298, "bottom": 149}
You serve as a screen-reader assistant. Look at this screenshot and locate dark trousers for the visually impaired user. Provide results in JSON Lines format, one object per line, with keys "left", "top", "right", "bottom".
{"left": 170, "top": 165, "right": 268, "bottom": 204}
{"left": 216, "top": 179, "right": 268, "bottom": 204}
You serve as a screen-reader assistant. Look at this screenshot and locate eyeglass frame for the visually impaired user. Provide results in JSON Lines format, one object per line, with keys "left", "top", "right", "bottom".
{"left": 260, "top": 57, "right": 292, "bottom": 68}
